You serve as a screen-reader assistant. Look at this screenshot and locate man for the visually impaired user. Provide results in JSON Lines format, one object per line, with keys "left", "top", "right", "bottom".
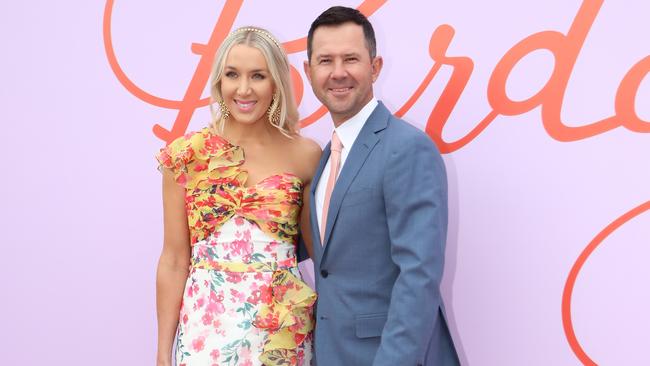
{"left": 303, "top": 6, "right": 460, "bottom": 366}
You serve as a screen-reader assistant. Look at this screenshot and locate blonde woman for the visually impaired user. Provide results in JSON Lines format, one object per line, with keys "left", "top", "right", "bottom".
{"left": 156, "top": 26, "right": 321, "bottom": 366}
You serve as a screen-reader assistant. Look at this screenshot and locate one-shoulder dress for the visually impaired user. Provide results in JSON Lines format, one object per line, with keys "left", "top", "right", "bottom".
{"left": 157, "top": 128, "right": 315, "bottom": 366}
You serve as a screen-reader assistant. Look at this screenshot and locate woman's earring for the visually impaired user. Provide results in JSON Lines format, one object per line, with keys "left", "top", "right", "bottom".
{"left": 267, "top": 94, "right": 280, "bottom": 125}
{"left": 218, "top": 100, "right": 230, "bottom": 120}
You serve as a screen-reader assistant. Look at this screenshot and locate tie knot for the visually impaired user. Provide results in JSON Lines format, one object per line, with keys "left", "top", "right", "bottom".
{"left": 331, "top": 131, "right": 343, "bottom": 152}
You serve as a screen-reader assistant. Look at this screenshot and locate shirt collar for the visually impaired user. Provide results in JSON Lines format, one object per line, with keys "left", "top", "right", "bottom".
{"left": 334, "top": 98, "right": 378, "bottom": 151}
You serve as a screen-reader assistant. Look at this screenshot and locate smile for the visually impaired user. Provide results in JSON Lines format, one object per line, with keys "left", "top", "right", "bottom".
{"left": 328, "top": 87, "right": 353, "bottom": 95}
{"left": 234, "top": 99, "right": 257, "bottom": 111}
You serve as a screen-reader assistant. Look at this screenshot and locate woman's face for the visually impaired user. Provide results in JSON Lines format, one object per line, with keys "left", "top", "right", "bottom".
{"left": 220, "top": 44, "right": 275, "bottom": 126}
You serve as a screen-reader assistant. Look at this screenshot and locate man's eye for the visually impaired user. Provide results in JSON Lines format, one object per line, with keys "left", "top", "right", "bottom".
{"left": 345, "top": 57, "right": 358, "bottom": 63}
{"left": 319, "top": 59, "right": 331, "bottom": 64}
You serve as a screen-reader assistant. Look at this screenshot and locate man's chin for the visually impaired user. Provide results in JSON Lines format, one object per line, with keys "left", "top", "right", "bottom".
{"left": 325, "top": 102, "right": 354, "bottom": 115}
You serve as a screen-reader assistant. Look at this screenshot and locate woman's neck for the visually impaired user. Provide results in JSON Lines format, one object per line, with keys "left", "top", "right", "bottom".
{"left": 222, "top": 118, "right": 276, "bottom": 146}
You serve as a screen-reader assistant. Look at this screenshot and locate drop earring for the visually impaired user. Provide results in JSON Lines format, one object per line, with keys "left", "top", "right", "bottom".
{"left": 218, "top": 100, "right": 230, "bottom": 120}
{"left": 267, "top": 94, "right": 280, "bottom": 125}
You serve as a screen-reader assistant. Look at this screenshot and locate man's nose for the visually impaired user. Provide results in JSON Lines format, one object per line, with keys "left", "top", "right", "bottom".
{"left": 330, "top": 60, "right": 347, "bottom": 80}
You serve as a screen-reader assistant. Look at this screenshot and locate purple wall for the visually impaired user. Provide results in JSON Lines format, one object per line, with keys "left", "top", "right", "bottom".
{"left": 2, "top": 1, "right": 648, "bottom": 364}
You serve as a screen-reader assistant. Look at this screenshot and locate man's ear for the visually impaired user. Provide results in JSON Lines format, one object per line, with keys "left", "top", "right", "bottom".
{"left": 371, "top": 56, "right": 383, "bottom": 82}
{"left": 303, "top": 60, "right": 312, "bottom": 83}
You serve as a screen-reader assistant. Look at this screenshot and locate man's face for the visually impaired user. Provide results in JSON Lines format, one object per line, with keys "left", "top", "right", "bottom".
{"left": 304, "top": 22, "right": 382, "bottom": 126}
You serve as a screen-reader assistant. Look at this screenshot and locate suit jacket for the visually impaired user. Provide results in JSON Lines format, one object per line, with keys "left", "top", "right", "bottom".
{"left": 308, "top": 102, "right": 459, "bottom": 366}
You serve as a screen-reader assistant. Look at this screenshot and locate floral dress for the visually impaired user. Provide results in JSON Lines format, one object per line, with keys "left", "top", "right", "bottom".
{"left": 157, "top": 128, "right": 315, "bottom": 366}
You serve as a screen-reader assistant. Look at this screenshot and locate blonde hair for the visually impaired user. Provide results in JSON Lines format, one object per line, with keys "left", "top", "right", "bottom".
{"left": 209, "top": 26, "right": 299, "bottom": 136}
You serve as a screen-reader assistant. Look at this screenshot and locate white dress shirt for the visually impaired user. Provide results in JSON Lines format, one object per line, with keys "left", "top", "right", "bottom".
{"left": 315, "top": 98, "right": 379, "bottom": 232}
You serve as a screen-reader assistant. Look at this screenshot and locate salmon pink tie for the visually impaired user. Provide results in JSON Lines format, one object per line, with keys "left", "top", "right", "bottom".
{"left": 320, "top": 131, "right": 343, "bottom": 245}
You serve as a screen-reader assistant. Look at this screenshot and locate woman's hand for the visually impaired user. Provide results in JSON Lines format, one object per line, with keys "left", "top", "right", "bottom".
{"left": 156, "top": 352, "right": 172, "bottom": 366}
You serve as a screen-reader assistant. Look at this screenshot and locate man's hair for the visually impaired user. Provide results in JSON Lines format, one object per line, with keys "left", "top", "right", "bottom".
{"left": 307, "top": 6, "right": 377, "bottom": 62}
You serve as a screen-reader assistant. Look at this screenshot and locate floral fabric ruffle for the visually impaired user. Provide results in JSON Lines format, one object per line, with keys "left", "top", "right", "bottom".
{"left": 156, "top": 128, "right": 303, "bottom": 245}
{"left": 192, "top": 259, "right": 316, "bottom": 366}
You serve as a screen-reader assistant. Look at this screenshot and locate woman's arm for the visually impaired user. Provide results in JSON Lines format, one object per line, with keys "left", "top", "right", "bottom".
{"left": 297, "top": 136, "right": 323, "bottom": 260}
{"left": 156, "top": 168, "right": 191, "bottom": 366}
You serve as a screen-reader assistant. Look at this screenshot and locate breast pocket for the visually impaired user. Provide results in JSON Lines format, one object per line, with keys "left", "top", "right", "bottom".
{"left": 355, "top": 312, "right": 387, "bottom": 339}
{"left": 341, "top": 187, "right": 382, "bottom": 207}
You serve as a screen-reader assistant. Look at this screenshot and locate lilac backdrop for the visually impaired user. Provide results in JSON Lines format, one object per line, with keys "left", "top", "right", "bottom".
{"left": 1, "top": 1, "right": 648, "bottom": 365}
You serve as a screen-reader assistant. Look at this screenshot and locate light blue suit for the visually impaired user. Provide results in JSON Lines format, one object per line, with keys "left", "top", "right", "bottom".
{"left": 308, "top": 102, "right": 459, "bottom": 366}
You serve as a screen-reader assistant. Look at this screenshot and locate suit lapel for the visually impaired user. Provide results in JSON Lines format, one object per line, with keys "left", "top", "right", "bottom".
{"left": 321, "top": 103, "right": 390, "bottom": 253}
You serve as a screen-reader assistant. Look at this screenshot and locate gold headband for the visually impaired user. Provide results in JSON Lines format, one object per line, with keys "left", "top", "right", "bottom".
{"left": 233, "top": 27, "right": 281, "bottom": 49}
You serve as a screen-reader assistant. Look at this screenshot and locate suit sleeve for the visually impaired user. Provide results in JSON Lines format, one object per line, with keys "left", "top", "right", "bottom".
{"left": 373, "top": 131, "right": 449, "bottom": 366}
{"left": 296, "top": 234, "right": 309, "bottom": 263}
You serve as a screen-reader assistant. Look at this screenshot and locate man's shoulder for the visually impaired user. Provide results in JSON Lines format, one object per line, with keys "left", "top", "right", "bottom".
{"left": 384, "top": 114, "right": 437, "bottom": 151}
{"left": 386, "top": 115, "right": 422, "bottom": 134}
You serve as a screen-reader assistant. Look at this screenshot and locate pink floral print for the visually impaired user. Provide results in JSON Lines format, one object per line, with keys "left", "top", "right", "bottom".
{"left": 156, "top": 129, "right": 315, "bottom": 366}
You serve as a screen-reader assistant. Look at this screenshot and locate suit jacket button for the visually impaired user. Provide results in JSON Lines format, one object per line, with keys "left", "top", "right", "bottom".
{"left": 320, "top": 269, "right": 329, "bottom": 278}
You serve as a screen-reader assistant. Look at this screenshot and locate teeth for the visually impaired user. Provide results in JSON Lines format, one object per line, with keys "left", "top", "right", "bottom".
{"left": 236, "top": 100, "right": 255, "bottom": 108}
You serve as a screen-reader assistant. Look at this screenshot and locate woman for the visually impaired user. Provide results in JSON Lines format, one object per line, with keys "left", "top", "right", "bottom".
{"left": 156, "top": 26, "right": 321, "bottom": 366}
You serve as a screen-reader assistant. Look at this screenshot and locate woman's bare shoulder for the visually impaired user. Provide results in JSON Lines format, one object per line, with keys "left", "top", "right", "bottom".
{"left": 285, "top": 135, "right": 323, "bottom": 182}
{"left": 294, "top": 135, "right": 322, "bottom": 157}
